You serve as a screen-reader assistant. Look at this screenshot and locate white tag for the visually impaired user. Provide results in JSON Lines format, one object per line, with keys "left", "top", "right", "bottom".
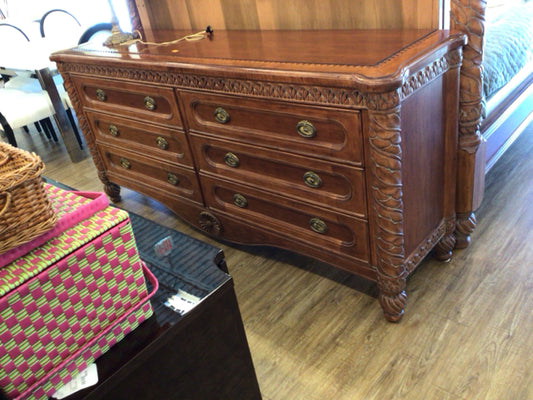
{"left": 164, "top": 289, "right": 201, "bottom": 315}
{"left": 154, "top": 236, "right": 174, "bottom": 257}
{"left": 52, "top": 363, "right": 98, "bottom": 399}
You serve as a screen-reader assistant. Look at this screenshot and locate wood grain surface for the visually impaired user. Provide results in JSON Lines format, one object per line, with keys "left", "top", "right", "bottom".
{"left": 132, "top": 0, "right": 441, "bottom": 31}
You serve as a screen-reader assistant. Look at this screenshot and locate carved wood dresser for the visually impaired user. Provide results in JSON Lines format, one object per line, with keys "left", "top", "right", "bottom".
{"left": 51, "top": 29, "right": 465, "bottom": 321}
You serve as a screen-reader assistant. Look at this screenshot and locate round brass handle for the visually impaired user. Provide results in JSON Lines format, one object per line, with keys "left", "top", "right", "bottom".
{"left": 224, "top": 152, "right": 240, "bottom": 168}
{"left": 119, "top": 158, "right": 131, "bottom": 169}
{"left": 214, "top": 107, "right": 230, "bottom": 124}
{"left": 96, "top": 89, "right": 107, "bottom": 102}
{"left": 309, "top": 217, "right": 327, "bottom": 234}
{"left": 167, "top": 172, "right": 179, "bottom": 186}
{"left": 144, "top": 96, "right": 156, "bottom": 111}
{"left": 303, "top": 171, "right": 322, "bottom": 188}
{"left": 233, "top": 194, "right": 248, "bottom": 208}
{"left": 155, "top": 136, "right": 169, "bottom": 150}
{"left": 296, "top": 120, "right": 316, "bottom": 138}
{"left": 108, "top": 124, "right": 119, "bottom": 137}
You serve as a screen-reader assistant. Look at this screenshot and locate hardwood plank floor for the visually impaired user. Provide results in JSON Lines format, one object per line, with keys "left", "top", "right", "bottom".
{"left": 5, "top": 121, "right": 532, "bottom": 400}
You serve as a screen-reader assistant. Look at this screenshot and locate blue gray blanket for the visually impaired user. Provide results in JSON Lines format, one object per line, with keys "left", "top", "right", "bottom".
{"left": 483, "top": 1, "right": 533, "bottom": 99}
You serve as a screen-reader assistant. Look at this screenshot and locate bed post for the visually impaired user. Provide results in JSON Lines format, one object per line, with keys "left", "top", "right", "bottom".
{"left": 126, "top": 0, "right": 144, "bottom": 38}
{"left": 450, "top": 0, "right": 487, "bottom": 248}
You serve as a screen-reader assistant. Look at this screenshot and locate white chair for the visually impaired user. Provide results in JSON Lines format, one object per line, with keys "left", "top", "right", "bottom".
{"left": 3, "top": 71, "right": 83, "bottom": 146}
{"left": 0, "top": 24, "right": 59, "bottom": 147}
{"left": 0, "top": 88, "right": 58, "bottom": 147}
{"left": 39, "top": 9, "right": 83, "bottom": 50}
{"left": 39, "top": 10, "right": 85, "bottom": 148}
{"left": 1, "top": 21, "right": 83, "bottom": 148}
{"left": 0, "top": 22, "right": 31, "bottom": 42}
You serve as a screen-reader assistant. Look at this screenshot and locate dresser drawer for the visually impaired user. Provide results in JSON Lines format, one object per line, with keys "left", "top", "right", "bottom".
{"left": 190, "top": 135, "right": 367, "bottom": 218}
{"left": 201, "top": 176, "right": 370, "bottom": 263}
{"left": 179, "top": 90, "right": 364, "bottom": 165}
{"left": 99, "top": 145, "right": 202, "bottom": 203}
{"left": 72, "top": 76, "right": 183, "bottom": 127}
{"left": 86, "top": 112, "right": 193, "bottom": 167}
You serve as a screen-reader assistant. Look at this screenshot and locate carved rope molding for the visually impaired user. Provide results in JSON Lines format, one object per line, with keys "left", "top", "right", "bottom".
{"left": 60, "top": 75, "right": 97, "bottom": 164}
{"left": 405, "top": 221, "right": 447, "bottom": 274}
{"left": 366, "top": 98, "right": 406, "bottom": 322}
{"left": 60, "top": 71, "right": 121, "bottom": 201}
{"left": 400, "top": 48, "right": 462, "bottom": 100}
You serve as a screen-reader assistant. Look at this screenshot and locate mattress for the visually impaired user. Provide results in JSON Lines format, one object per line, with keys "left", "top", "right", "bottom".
{"left": 483, "top": 1, "right": 533, "bottom": 99}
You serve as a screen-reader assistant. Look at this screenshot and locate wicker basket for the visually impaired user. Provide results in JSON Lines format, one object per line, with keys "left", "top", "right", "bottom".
{"left": 0, "top": 143, "right": 57, "bottom": 256}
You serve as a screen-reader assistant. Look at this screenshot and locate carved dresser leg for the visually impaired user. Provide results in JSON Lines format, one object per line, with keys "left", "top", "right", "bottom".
{"left": 104, "top": 182, "right": 122, "bottom": 203}
{"left": 434, "top": 217, "right": 457, "bottom": 261}
{"left": 98, "top": 171, "right": 121, "bottom": 202}
{"left": 454, "top": 211, "right": 476, "bottom": 249}
{"left": 378, "top": 274, "right": 407, "bottom": 322}
{"left": 434, "top": 234, "right": 456, "bottom": 261}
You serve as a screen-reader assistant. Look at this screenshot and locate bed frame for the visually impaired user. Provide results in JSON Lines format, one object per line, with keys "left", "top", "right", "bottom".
{"left": 451, "top": 0, "right": 533, "bottom": 247}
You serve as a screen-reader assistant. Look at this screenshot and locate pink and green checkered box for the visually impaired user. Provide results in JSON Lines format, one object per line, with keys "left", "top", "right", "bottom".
{"left": 0, "top": 186, "right": 157, "bottom": 400}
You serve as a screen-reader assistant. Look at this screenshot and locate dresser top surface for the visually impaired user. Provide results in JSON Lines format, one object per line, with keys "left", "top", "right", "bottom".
{"left": 52, "top": 29, "right": 464, "bottom": 87}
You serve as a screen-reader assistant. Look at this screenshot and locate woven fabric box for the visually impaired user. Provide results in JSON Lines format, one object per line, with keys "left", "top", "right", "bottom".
{"left": 0, "top": 186, "right": 157, "bottom": 400}
{"left": 0, "top": 143, "right": 57, "bottom": 256}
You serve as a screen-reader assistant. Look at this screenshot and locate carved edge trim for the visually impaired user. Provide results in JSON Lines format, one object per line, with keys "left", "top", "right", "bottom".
{"left": 400, "top": 48, "right": 461, "bottom": 100}
{"left": 57, "top": 52, "right": 453, "bottom": 110}
{"left": 404, "top": 218, "right": 451, "bottom": 273}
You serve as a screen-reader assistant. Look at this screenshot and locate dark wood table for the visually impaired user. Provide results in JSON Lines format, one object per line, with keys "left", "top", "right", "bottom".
{"left": 50, "top": 211, "right": 261, "bottom": 400}
{"left": 0, "top": 180, "right": 260, "bottom": 400}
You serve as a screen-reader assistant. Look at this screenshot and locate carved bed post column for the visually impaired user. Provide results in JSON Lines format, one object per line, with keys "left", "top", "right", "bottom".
{"left": 126, "top": 0, "right": 144, "bottom": 38}
{"left": 450, "top": 0, "right": 487, "bottom": 248}
{"left": 367, "top": 93, "right": 407, "bottom": 322}
{"left": 56, "top": 64, "right": 122, "bottom": 202}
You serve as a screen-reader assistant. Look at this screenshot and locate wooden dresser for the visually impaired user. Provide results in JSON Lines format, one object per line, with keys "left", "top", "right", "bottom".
{"left": 51, "top": 29, "right": 465, "bottom": 321}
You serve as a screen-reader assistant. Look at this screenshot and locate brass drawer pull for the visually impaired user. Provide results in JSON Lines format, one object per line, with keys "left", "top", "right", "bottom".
{"left": 96, "top": 89, "right": 107, "bottom": 102}
{"left": 144, "top": 96, "right": 156, "bottom": 111}
{"left": 119, "top": 158, "right": 131, "bottom": 169}
{"left": 224, "top": 152, "right": 240, "bottom": 168}
{"left": 214, "top": 107, "right": 230, "bottom": 124}
{"left": 167, "top": 172, "right": 179, "bottom": 186}
{"left": 309, "top": 217, "right": 327, "bottom": 234}
{"left": 296, "top": 120, "right": 316, "bottom": 138}
{"left": 233, "top": 194, "right": 248, "bottom": 208}
{"left": 303, "top": 171, "right": 322, "bottom": 188}
{"left": 155, "top": 136, "right": 169, "bottom": 150}
{"left": 108, "top": 124, "right": 119, "bottom": 137}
